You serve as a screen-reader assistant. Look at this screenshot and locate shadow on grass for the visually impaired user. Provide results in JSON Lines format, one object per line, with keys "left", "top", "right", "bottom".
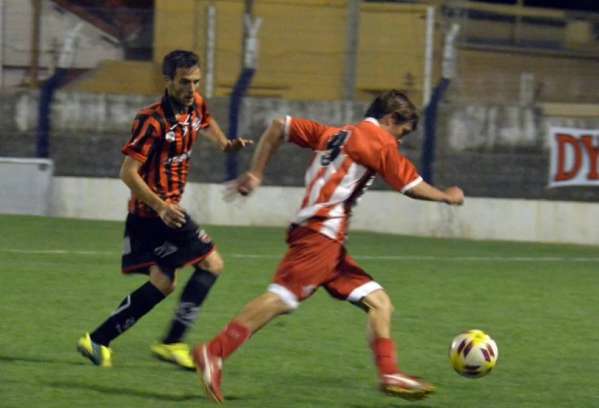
{"left": 348, "top": 403, "right": 433, "bottom": 408}
{"left": 45, "top": 381, "right": 246, "bottom": 402}
{"left": 43, "top": 380, "right": 201, "bottom": 402}
{"left": 0, "top": 354, "right": 247, "bottom": 402}
{"left": 0, "top": 354, "right": 83, "bottom": 366}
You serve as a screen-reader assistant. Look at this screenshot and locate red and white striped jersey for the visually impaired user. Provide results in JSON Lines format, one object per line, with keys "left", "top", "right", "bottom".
{"left": 284, "top": 116, "right": 422, "bottom": 242}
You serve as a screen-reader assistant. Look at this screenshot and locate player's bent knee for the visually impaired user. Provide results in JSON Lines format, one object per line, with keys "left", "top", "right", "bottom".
{"left": 198, "top": 252, "right": 224, "bottom": 275}
{"left": 267, "top": 283, "right": 299, "bottom": 312}
{"left": 264, "top": 292, "right": 294, "bottom": 314}
{"left": 149, "top": 266, "right": 176, "bottom": 295}
{"left": 362, "top": 290, "right": 394, "bottom": 315}
{"left": 383, "top": 300, "right": 395, "bottom": 317}
{"left": 152, "top": 278, "right": 176, "bottom": 295}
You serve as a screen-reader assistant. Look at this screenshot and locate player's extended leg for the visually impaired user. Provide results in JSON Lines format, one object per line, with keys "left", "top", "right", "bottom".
{"left": 194, "top": 225, "right": 327, "bottom": 402}
{"left": 193, "top": 291, "right": 292, "bottom": 403}
{"left": 152, "top": 251, "right": 224, "bottom": 370}
{"left": 360, "top": 289, "right": 435, "bottom": 400}
{"left": 77, "top": 265, "right": 174, "bottom": 367}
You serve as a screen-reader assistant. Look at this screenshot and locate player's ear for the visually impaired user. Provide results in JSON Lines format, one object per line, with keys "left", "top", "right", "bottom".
{"left": 379, "top": 113, "right": 395, "bottom": 127}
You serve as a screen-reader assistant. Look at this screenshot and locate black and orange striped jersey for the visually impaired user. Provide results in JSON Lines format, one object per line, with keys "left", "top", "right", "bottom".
{"left": 122, "top": 91, "right": 212, "bottom": 217}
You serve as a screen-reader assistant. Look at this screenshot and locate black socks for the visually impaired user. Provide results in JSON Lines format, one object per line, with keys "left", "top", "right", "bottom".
{"left": 90, "top": 281, "right": 166, "bottom": 346}
{"left": 162, "top": 267, "right": 218, "bottom": 344}
{"left": 89, "top": 268, "right": 218, "bottom": 347}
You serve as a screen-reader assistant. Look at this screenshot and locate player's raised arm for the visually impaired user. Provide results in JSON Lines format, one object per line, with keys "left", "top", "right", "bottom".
{"left": 201, "top": 116, "right": 253, "bottom": 152}
{"left": 405, "top": 181, "right": 464, "bottom": 205}
{"left": 236, "top": 117, "right": 286, "bottom": 195}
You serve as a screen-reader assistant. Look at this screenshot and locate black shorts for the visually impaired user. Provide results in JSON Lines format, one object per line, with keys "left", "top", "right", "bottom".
{"left": 121, "top": 213, "right": 215, "bottom": 277}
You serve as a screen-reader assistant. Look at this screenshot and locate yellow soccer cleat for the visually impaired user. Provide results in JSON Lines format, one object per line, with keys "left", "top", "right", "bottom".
{"left": 151, "top": 342, "right": 195, "bottom": 370}
{"left": 77, "top": 333, "right": 113, "bottom": 368}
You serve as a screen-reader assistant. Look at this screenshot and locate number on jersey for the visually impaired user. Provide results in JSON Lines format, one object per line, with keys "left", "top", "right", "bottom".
{"left": 321, "top": 130, "right": 349, "bottom": 166}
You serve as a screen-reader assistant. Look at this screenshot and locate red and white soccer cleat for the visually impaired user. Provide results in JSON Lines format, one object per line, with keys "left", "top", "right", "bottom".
{"left": 193, "top": 344, "right": 224, "bottom": 404}
{"left": 380, "top": 372, "right": 435, "bottom": 400}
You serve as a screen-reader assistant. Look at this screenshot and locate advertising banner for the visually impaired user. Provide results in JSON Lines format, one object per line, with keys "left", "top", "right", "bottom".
{"left": 548, "top": 127, "right": 599, "bottom": 188}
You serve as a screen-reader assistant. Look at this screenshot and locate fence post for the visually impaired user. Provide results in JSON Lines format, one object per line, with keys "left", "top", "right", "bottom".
{"left": 205, "top": 5, "right": 216, "bottom": 98}
{"left": 0, "top": 0, "right": 4, "bottom": 88}
{"left": 421, "top": 23, "right": 460, "bottom": 183}
{"left": 226, "top": 3, "right": 261, "bottom": 180}
{"left": 344, "top": 0, "right": 360, "bottom": 101}
{"left": 28, "top": 0, "right": 41, "bottom": 88}
{"left": 423, "top": 6, "right": 435, "bottom": 107}
{"left": 36, "top": 23, "right": 82, "bottom": 158}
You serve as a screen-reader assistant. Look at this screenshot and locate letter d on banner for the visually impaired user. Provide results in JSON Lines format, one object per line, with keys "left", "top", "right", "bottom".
{"left": 548, "top": 126, "right": 599, "bottom": 188}
{"left": 554, "top": 133, "right": 582, "bottom": 182}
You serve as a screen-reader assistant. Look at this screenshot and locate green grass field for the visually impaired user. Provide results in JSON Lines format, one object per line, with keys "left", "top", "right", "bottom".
{"left": 1, "top": 214, "right": 598, "bottom": 408}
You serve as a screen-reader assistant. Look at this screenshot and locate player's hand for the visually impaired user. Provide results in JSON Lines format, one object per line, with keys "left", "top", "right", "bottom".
{"left": 223, "top": 172, "right": 262, "bottom": 202}
{"left": 157, "top": 201, "right": 186, "bottom": 228}
{"left": 224, "top": 138, "right": 254, "bottom": 152}
{"left": 444, "top": 186, "right": 464, "bottom": 206}
{"left": 236, "top": 172, "right": 262, "bottom": 196}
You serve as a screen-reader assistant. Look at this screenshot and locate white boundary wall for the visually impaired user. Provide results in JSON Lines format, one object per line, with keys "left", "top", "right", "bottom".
{"left": 49, "top": 177, "right": 599, "bottom": 246}
{"left": 0, "top": 158, "right": 54, "bottom": 215}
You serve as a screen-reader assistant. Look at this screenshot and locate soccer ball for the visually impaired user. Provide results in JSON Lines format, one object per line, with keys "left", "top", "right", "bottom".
{"left": 449, "top": 329, "right": 498, "bottom": 378}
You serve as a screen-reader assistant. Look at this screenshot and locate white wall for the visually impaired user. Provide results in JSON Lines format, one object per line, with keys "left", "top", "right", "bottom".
{"left": 49, "top": 177, "right": 599, "bottom": 246}
{"left": 0, "top": 158, "right": 53, "bottom": 215}
{"left": 446, "top": 104, "right": 599, "bottom": 151}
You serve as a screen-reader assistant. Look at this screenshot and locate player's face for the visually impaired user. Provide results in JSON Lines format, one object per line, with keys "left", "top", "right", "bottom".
{"left": 393, "top": 121, "right": 415, "bottom": 142}
{"left": 167, "top": 66, "right": 202, "bottom": 107}
{"left": 382, "top": 114, "right": 415, "bottom": 142}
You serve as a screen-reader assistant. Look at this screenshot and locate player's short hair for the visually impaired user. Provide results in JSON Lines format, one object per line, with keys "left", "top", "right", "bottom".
{"left": 162, "top": 50, "right": 200, "bottom": 79}
{"left": 364, "top": 89, "right": 419, "bottom": 129}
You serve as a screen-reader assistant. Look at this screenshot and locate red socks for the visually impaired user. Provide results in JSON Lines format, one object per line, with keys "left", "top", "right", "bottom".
{"left": 371, "top": 337, "right": 399, "bottom": 376}
{"left": 208, "top": 321, "right": 252, "bottom": 359}
{"left": 207, "top": 324, "right": 398, "bottom": 375}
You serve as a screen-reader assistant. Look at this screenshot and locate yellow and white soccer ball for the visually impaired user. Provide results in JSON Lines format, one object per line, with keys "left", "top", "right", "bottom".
{"left": 449, "top": 329, "right": 498, "bottom": 378}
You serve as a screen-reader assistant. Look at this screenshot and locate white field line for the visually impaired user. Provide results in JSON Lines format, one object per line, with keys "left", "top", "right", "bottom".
{"left": 1, "top": 248, "right": 598, "bottom": 262}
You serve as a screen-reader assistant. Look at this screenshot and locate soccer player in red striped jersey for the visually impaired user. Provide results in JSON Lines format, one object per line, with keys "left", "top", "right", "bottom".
{"left": 77, "top": 50, "right": 252, "bottom": 370}
{"left": 193, "top": 90, "right": 464, "bottom": 402}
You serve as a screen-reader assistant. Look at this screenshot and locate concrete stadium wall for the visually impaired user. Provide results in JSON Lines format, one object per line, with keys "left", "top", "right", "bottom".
{"left": 49, "top": 177, "right": 599, "bottom": 246}
{"left": 0, "top": 90, "right": 373, "bottom": 186}
{"left": 433, "top": 99, "right": 599, "bottom": 201}
{"left": 3, "top": 89, "right": 599, "bottom": 201}
{"left": 0, "top": 158, "right": 54, "bottom": 216}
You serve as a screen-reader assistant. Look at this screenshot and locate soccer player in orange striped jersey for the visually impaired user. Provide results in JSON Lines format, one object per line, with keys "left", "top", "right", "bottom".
{"left": 77, "top": 50, "right": 252, "bottom": 371}
{"left": 193, "top": 90, "right": 464, "bottom": 402}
